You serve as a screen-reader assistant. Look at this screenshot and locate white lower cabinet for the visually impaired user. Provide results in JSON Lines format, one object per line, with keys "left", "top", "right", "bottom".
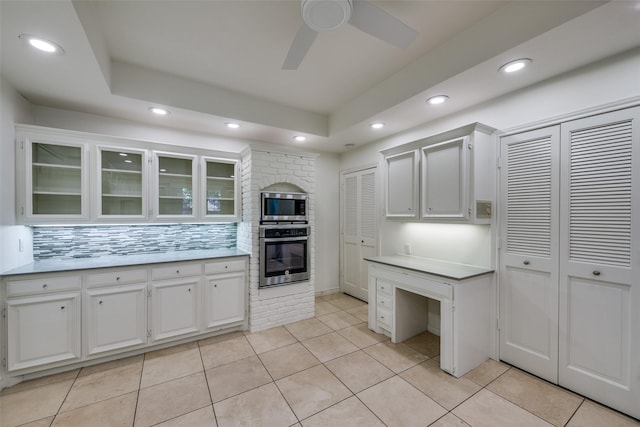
{"left": 6, "top": 292, "right": 81, "bottom": 372}
{"left": 150, "top": 268, "right": 201, "bottom": 342}
{"left": 2, "top": 255, "right": 248, "bottom": 378}
{"left": 85, "top": 284, "right": 147, "bottom": 356}
{"left": 203, "top": 260, "right": 245, "bottom": 330}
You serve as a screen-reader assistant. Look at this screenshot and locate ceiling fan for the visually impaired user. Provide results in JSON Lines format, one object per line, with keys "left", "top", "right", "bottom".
{"left": 282, "top": 0, "right": 419, "bottom": 70}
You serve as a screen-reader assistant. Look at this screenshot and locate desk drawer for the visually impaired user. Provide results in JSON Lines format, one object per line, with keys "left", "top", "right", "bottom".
{"left": 377, "top": 307, "right": 392, "bottom": 330}
{"left": 377, "top": 294, "right": 392, "bottom": 311}
{"left": 376, "top": 280, "right": 393, "bottom": 297}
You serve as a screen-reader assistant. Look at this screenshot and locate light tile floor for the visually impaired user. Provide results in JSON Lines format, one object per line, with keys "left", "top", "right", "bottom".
{"left": 1, "top": 293, "right": 639, "bottom": 427}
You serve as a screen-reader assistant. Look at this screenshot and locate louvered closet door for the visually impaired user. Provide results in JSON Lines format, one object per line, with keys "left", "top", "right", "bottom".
{"left": 341, "top": 167, "right": 377, "bottom": 301}
{"left": 499, "top": 126, "right": 560, "bottom": 383}
{"left": 559, "top": 107, "right": 640, "bottom": 419}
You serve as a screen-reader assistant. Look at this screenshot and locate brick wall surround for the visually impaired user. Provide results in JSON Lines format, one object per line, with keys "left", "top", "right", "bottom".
{"left": 238, "top": 148, "right": 317, "bottom": 332}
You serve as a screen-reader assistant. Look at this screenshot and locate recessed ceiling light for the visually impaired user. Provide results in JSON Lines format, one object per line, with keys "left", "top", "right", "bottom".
{"left": 426, "top": 95, "right": 449, "bottom": 105}
{"left": 370, "top": 122, "right": 385, "bottom": 129}
{"left": 19, "top": 34, "right": 64, "bottom": 55}
{"left": 499, "top": 58, "right": 532, "bottom": 73}
{"left": 149, "top": 107, "right": 169, "bottom": 115}
{"left": 293, "top": 135, "right": 307, "bottom": 142}
{"left": 225, "top": 122, "right": 240, "bottom": 129}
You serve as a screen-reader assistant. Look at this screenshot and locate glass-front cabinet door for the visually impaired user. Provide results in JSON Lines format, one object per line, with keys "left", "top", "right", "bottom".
{"left": 26, "top": 139, "right": 89, "bottom": 222}
{"left": 202, "top": 157, "right": 239, "bottom": 220}
{"left": 97, "top": 147, "right": 147, "bottom": 220}
{"left": 153, "top": 152, "right": 198, "bottom": 220}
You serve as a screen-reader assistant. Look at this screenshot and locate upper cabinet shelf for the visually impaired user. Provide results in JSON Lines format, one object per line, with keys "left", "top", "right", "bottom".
{"left": 381, "top": 123, "right": 496, "bottom": 224}
{"left": 16, "top": 125, "right": 241, "bottom": 225}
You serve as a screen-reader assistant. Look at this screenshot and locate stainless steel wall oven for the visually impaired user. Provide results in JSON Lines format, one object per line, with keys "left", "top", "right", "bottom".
{"left": 259, "top": 224, "right": 310, "bottom": 287}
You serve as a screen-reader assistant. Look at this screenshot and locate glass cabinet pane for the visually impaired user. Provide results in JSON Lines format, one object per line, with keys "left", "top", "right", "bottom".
{"left": 100, "top": 150, "right": 143, "bottom": 216}
{"left": 158, "top": 156, "right": 193, "bottom": 216}
{"left": 31, "top": 143, "right": 83, "bottom": 215}
{"left": 205, "top": 160, "right": 236, "bottom": 216}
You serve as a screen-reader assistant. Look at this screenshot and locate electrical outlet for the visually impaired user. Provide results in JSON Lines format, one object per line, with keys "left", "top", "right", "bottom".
{"left": 404, "top": 243, "right": 411, "bottom": 255}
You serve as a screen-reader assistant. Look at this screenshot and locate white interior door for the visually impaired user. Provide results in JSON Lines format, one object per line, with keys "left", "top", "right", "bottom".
{"left": 558, "top": 107, "right": 640, "bottom": 419}
{"left": 499, "top": 126, "right": 560, "bottom": 383}
{"left": 341, "top": 167, "right": 377, "bottom": 301}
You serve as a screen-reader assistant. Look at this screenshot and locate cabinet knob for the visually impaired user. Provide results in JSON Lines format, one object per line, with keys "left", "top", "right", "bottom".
{"left": 99, "top": 300, "right": 103, "bottom": 305}
{"left": 361, "top": 240, "right": 364, "bottom": 244}
{"left": 42, "top": 284, "right": 48, "bottom": 289}
{"left": 225, "top": 265, "right": 228, "bottom": 269}
{"left": 408, "top": 208, "right": 412, "bottom": 211}
{"left": 116, "top": 277, "right": 120, "bottom": 281}
{"left": 380, "top": 315, "right": 384, "bottom": 320}
{"left": 60, "top": 306, "right": 65, "bottom": 310}
{"left": 214, "top": 284, "right": 217, "bottom": 288}
{"left": 523, "top": 260, "right": 530, "bottom": 265}
{"left": 593, "top": 270, "right": 601, "bottom": 276}
{"left": 188, "top": 288, "right": 191, "bottom": 292}
{"left": 176, "top": 270, "right": 180, "bottom": 274}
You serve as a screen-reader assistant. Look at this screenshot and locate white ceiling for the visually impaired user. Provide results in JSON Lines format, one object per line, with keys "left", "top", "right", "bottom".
{"left": 2, "top": 1, "right": 640, "bottom": 153}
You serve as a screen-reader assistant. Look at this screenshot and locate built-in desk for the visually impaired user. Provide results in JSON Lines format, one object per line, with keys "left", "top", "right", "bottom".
{"left": 365, "top": 255, "right": 494, "bottom": 377}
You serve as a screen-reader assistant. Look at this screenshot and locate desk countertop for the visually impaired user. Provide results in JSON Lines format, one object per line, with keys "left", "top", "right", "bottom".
{"left": 364, "top": 255, "right": 494, "bottom": 281}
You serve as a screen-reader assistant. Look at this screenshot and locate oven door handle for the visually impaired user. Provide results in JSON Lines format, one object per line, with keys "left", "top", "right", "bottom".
{"left": 261, "top": 236, "right": 308, "bottom": 243}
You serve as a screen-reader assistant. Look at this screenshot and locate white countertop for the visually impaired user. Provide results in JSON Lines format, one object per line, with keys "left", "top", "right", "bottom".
{"left": 1, "top": 248, "right": 250, "bottom": 276}
{"left": 364, "top": 255, "right": 494, "bottom": 280}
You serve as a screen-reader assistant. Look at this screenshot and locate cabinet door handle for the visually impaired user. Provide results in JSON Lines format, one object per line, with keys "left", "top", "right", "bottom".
{"left": 60, "top": 306, "right": 65, "bottom": 310}
{"left": 99, "top": 300, "right": 103, "bottom": 305}
{"left": 593, "top": 270, "right": 601, "bottom": 276}
{"left": 42, "top": 284, "right": 48, "bottom": 289}
{"left": 116, "top": 277, "right": 120, "bottom": 281}
{"left": 523, "top": 260, "right": 530, "bottom": 265}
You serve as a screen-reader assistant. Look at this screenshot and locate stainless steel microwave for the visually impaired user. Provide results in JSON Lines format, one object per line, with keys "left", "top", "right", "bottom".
{"left": 260, "top": 192, "right": 307, "bottom": 223}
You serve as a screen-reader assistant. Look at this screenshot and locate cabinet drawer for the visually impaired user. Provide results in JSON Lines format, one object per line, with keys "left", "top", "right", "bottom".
{"left": 204, "top": 259, "right": 246, "bottom": 275}
{"left": 87, "top": 269, "right": 147, "bottom": 288}
{"left": 376, "top": 281, "right": 393, "bottom": 297}
{"left": 377, "top": 307, "right": 392, "bottom": 330}
{"left": 377, "top": 294, "right": 392, "bottom": 310}
{"left": 7, "top": 275, "right": 81, "bottom": 297}
{"left": 151, "top": 263, "right": 201, "bottom": 280}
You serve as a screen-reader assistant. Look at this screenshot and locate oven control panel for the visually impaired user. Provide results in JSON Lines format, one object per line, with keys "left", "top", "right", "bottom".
{"left": 260, "top": 226, "right": 309, "bottom": 238}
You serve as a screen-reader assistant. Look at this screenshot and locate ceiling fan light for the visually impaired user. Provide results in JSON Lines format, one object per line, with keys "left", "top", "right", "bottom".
{"left": 302, "top": 0, "right": 352, "bottom": 32}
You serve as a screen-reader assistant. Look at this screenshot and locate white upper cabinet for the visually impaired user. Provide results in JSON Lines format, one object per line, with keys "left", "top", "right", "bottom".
{"left": 15, "top": 125, "right": 240, "bottom": 224}
{"left": 153, "top": 151, "right": 198, "bottom": 221}
{"left": 385, "top": 150, "right": 419, "bottom": 218}
{"left": 382, "top": 123, "right": 496, "bottom": 223}
{"left": 201, "top": 157, "right": 239, "bottom": 221}
{"left": 17, "top": 128, "right": 90, "bottom": 223}
{"left": 96, "top": 146, "right": 148, "bottom": 221}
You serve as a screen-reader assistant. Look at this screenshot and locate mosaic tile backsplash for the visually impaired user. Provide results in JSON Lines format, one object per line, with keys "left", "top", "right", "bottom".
{"left": 33, "top": 224, "right": 238, "bottom": 260}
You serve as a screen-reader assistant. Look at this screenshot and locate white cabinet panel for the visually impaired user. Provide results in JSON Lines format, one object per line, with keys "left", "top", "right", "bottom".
{"left": 85, "top": 284, "right": 147, "bottom": 356}
{"left": 203, "top": 273, "right": 245, "bottom": 329}
{"left": 421, "top": 138, "right": 467, "bottom": 219}
{"left": 151, "top": 276, "right": 200, "bottom": 342}
{"left": 7, "top": 292, "right": 81, "bottom": 372}
{"left": 385, "top": 151, "right": 418, "bottom": 218}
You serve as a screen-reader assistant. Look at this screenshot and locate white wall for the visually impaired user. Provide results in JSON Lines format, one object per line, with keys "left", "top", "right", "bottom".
{"left": 0, "top": 76, "right": 34, "bottom": 273}
{"left": 30, "top": 106, "right": 341, "bottom": 293}
{"left": 340, "top": 48, "right": 640, "bottom": 268}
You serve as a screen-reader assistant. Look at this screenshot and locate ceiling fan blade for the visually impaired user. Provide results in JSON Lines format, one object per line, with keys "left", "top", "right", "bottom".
{"left": 349, "top": 0, "right": 418, "bottom": 48}
{"left": 282, "top": 24, "right": 319, "bottom": 70}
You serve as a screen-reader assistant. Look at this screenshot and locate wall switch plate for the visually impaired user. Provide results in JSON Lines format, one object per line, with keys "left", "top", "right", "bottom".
{"left": 476, "top": 200, "right": 492, "bottom": 219}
